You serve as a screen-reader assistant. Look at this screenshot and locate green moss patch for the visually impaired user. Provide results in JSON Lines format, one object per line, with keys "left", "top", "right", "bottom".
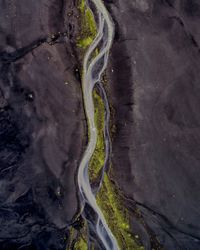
{"left": 74, "top": 237, "right": 88, "bottom": 250}
{"left": 88, "top": 90, "right": 105, "bottom": 181}
{"left": 96, "top": 173, "right": 144, "bottom": 250}
{"left": 77, "top": 0, "right": 97, "bottom": 49}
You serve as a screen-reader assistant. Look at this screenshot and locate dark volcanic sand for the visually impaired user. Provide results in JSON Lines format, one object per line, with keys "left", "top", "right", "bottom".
{"left": 1, "top": 0, "right": 200, "bottom": 249}
{"left": 106, "top": 0, "right": 200, "bottom": 249}
{"left": 0, "top": 0, "right": 84, "bottom": 249}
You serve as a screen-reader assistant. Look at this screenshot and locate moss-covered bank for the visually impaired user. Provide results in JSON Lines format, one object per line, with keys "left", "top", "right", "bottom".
{"left": 97, "top": 173, "right": 144, "bottom": 249}
{"left": 72, "top": 0, "right": 144, "bottom": 249}
{"left": 88, "top": 89, "right": 105, "bottom": 181}
{"left": 77, "top": 0, "right": 97, "bottom": 49}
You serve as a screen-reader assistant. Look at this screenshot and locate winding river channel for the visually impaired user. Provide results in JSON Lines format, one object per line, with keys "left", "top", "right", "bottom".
{"left": 77, "top": 0, "right": 119, "bottom": 249}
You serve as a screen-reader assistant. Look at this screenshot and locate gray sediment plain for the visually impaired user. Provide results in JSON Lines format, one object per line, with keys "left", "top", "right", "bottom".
{"left": 0, "top": 0, "right": 85, "bottom": 249}
{"left": 106, "top": 0, "right": 200, "bottom": 249}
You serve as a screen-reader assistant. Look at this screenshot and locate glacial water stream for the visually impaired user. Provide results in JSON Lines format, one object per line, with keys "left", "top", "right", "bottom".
{"left": 77, "top": 0, "right": 119, "bottom": 249}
